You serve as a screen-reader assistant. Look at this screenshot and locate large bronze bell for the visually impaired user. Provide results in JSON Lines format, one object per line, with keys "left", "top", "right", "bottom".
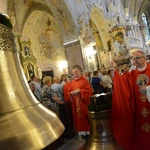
{"left": 0, "top": 23, "right": 64, "bottom": 149}
{"left": 83, "top": 110, "right": 123, "bottom": 150}
{"left": 83, "top": 93, "right": 123, "bottom": 150}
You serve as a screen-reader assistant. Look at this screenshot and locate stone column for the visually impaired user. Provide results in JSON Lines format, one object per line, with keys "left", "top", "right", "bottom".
{"left": 0, "top": 0, "right": 8, "bottom": 15}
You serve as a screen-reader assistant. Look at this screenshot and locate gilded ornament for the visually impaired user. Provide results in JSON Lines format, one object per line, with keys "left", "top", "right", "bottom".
{"left": 141, "top": 108, "right": 150, "bottom": 118}
{"left": 139, "top": 94, "right": 147, "bottom": 102}
{"left": 0, "top": 24, "right": 16, "bottom": 52}
{"left": 142, "top": 123, "right": 150, "bottom": 132}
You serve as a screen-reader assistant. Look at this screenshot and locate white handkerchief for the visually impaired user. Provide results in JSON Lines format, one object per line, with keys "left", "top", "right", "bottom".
{"left": 146, "top": 86, "right": 150, "bottom": 103}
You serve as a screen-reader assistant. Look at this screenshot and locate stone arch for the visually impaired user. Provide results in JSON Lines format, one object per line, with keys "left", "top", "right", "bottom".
{"left": 40, "top": 66, "right": 54, "bottom": 78}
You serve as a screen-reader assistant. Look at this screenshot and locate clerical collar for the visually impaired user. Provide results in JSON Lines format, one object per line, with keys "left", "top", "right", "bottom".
{"left": 137, "top": 64, "right": 147, "bottom": 71}
{"left": 75, "top": 75, "right": 81, "bottom": 80}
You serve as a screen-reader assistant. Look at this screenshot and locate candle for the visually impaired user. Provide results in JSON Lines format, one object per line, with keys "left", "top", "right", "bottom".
{"left": 109, "top": 52, "right": 112, "bottom": 61}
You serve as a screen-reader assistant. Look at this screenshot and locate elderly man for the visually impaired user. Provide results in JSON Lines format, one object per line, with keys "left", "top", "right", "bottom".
{"left": 112, "top": 49, "right": 150, "bottom": 150}
{"left": 67, "top": 65, "right": 93, "bottom": 141}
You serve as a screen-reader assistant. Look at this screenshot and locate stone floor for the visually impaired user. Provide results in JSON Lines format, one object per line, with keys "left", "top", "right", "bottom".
{"left": 56, "top": 135, "right": 86, "bottom": 150}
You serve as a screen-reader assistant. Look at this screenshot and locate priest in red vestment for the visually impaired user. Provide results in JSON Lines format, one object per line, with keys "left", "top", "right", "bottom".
{"left": 67, "top": 65, "right": 93, "bottom": 140}
{"left": 112, "top": 49, "right": 150, "bottom": 150}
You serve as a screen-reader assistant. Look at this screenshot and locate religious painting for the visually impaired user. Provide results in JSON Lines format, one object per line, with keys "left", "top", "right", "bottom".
{"left": 27, "top": 63, "right": 35, "bottom": 78}
{"left": 65, "top": 42, "right": 84, "bottom": 73}
{"left": 18, "top": 38, "right": 37, "bottom": 81}
{"left": 24, "top": 45, "right": 30, "bottom": 56}
{"left": 38, "top": 29, "right": 65, "bottom": 61}
{"left": 19, "top": 39, "right": 32, "bottom": 58}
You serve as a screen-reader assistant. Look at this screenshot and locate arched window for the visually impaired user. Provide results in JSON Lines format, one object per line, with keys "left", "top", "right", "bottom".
{"left": 142, "top": 13, "right": 150, "bottom": 42}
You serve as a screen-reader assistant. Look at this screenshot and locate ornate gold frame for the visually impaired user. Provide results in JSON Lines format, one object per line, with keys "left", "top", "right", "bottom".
{"left": 19, "top": 38, "right": 37, "bottom": 81}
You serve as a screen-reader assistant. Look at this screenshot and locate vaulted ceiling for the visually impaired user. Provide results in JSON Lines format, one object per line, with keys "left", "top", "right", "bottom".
{"left": 122, "top": 0, "right": 150, "bottom": 22}
{"left": 3, "top": 0, "right": 150, "bottom": 73}
{"left": 7, "top": 0, "right": 150, "bottom": 43}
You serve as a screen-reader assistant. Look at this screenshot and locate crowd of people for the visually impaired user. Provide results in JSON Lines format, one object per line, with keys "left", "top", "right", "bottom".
{"left": 27, "top": 48, "right": 150, "bottom": 150}
{"left": 27, "top": 65, "right": 115, "bottom": 141}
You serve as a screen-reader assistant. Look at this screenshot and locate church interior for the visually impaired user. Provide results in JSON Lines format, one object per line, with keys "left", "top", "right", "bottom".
{"left": 0, "top": 0, "right": 150, "bottom": 150}
{"left": 1, "top": 0, "right": 150, "bottom": 79}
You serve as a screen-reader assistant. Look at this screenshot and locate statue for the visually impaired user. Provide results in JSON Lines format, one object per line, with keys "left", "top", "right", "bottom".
{"left": 113, "top": 40, "right": 121, "bottom": 56}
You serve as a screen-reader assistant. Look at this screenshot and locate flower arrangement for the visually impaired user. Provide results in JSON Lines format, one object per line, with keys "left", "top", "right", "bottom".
{"left": 88, "top": 93, "right": 112, "bottom": 112}
{"left": 0, "top": 14, "right": 12, "bottom": 29}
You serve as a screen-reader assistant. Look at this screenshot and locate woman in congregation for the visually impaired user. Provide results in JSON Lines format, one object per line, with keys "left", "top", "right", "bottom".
{"left": 41, "top": 76, "right": 63, "bottom": 116}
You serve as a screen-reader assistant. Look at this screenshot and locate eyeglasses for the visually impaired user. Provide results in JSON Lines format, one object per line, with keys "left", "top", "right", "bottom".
{"left": 132, "top": 56, "right": 143, "bottom": 61}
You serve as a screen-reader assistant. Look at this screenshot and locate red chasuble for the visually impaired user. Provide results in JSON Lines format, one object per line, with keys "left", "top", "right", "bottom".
{"left": 112, "top": 64, "right": 150, "bottom": 150}
{"left": 63, "top": 82, "right": 71, "bottom": 102}
{"left": 67, "top": 76, "right": 93, "bottom": 132}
